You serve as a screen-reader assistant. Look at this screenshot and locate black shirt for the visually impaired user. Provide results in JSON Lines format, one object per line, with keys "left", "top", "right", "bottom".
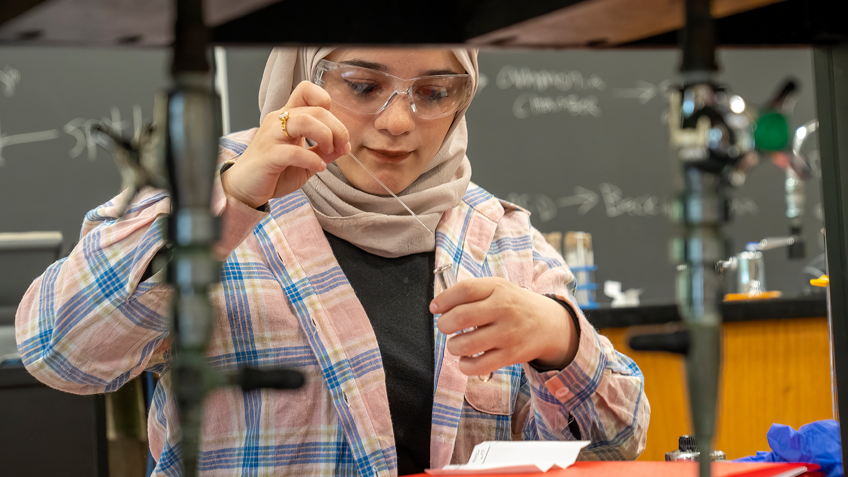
{"left": 324, "top": 232, "right": 435, "bottom": 476}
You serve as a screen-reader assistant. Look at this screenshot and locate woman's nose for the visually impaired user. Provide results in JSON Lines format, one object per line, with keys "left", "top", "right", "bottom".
{"left": 376, "top": 92, "right": 416, "bottom": 135}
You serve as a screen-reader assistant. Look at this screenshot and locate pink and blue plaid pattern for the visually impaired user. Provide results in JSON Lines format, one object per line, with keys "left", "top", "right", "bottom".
{"left": 16, "top": 129, "right": 649, "bottom": 476}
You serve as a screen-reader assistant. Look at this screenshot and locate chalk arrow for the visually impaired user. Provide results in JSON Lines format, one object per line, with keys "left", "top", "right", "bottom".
{"left": 0, "top": 115, "right": 60, "bottom": 166}
{"left": 556, "top": 186, "right": 599, "bottom": 215}
{"left": 614, "top": 80, "right": 671, "bottom": 104}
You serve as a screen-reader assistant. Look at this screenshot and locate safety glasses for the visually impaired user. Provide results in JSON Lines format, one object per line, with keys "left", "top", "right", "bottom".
{"left": 312, "top": 59, "right": 472, "bottom": 120}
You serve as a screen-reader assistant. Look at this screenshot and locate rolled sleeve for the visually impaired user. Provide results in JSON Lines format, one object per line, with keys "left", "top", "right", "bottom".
{"left": 211, "top": 161, "right": 268, "bottom": 261}
{"left": 524, "top": 313, "right": 607, "bottom": 408}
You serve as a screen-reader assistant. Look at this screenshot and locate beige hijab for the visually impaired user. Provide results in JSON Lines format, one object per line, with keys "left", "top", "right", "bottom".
{"left": 258, "top": 47, "right": 478, "bottom": 258}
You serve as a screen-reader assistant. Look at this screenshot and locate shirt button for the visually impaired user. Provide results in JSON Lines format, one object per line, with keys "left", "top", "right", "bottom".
{"left": 555, "top": 389, "right": 569, "bottom": 399}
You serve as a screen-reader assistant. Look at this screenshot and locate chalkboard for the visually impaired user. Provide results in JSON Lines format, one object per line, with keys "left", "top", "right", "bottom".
{"left": 463, "top": 49, "right": 821, "bottom": 305}
{"left": 0, "top": 46, "right": 823, "bottom": 308}
{"left": 0, "top": 47, "right": 170, "bottom": 251}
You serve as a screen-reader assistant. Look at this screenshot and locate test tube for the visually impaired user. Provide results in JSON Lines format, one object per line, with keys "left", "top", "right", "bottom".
{"left": 433, "top": 264, "right": 492, "bottom": 382}
{"left": 564, "top": 232, "right": 599, "bottom": 309}
{"left": 434, "top": 263, "right": 457, "bottom": 293}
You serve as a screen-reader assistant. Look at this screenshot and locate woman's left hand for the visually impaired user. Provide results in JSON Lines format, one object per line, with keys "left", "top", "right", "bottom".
{"left": 431, "top": 277, "right": 579, "bottom": 377}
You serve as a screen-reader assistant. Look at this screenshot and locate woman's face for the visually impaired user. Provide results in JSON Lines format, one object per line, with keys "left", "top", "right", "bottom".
{"left": 322, "top": 48, "right": 467, "bottom": 195}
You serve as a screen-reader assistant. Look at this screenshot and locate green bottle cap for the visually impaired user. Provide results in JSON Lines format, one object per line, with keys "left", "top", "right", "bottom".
{"left": 754, "top": 111, "right": 790, "bottom": 151}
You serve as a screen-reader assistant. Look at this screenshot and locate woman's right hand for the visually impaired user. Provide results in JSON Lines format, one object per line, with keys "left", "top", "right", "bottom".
{"left": 221, "top": 81, "right": 351, "bottom": 209}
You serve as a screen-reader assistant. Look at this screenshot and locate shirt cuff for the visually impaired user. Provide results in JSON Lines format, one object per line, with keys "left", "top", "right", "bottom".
{"left": 528, "top": 296, "right": 581, "bottom": 373}
{"left": 522, "top": 307, "right": 607, "bottom": 408}
{"left": 210, "top": 161, "right": 269, "bottom": 260}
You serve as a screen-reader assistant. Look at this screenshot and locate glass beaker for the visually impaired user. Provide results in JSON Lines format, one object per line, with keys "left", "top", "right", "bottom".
{"left": 564, "top": 232, "right": 599, "bottom": 309}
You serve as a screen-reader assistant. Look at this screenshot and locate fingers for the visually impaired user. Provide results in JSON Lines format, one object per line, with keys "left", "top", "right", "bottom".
{"left": 267, "top": 105, "right": 350, "bottom": 157}
{"left": 286, "top": 82, "right": 349, "bottom": 154}
{"left": 457, "top": 348, "right": 508, "bottom": 378}
{"left": 445, "top": 324, "right": 499, "bottom": 359}
{"left": 285, "top": 108, "right": 350, "bottom": 155}
{"left": 286, "top": 112, "right": 335, "bottom": 154}
{"left": 430, "top": 277, "right": 499, "bottom": 317}
{"left": 287, "top": 80, "right": 333, "bottom": 110}
{"left": 266, "top": 144, "right": 327, "bottom": 174}
{"left": 261, "top": 82, "right": 350, "bottom": 158}
{"left": 436, "top": 300, "right": 494, "bottom": 336}
{"left": 307, "top": 142, "right": 351, "bottom": 167}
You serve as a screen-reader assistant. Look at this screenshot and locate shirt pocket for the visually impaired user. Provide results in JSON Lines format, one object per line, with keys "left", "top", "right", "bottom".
{"left": 463, "top": 371, "right": 513, "bottom": 416}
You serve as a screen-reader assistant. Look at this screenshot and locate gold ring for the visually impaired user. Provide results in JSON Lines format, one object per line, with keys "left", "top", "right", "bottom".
{"left": 279, "top": 111, "right": 290, "bottom": 137}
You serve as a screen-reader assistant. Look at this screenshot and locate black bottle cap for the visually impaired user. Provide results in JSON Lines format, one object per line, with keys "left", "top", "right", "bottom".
{"left": 679, "top": 435, "right": 698, "bottom": 452}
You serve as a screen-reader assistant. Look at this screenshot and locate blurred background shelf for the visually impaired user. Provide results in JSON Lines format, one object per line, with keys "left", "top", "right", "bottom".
{"left": 1, "top": 0, "right": 846, "bottom": 48}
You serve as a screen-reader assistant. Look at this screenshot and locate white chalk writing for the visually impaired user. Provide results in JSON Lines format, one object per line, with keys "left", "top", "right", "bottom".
{"left": 556, "top": 186, "right": 599, "bottom": 215}
{"left": 613, "top": 79, "right": 672, "bottom": 105}
{"left": 507, "top": 184, "right": 759, "bottom": 222}
{"left": 0, "top": 114, "right": 60, "bottom": 166}
{"left": 496, "top": 65, "right": 606, "bottom": 92}
{"left": 0, "top": 66, "right": 21, "bottom": 97}
{"left": 599, "top": 183, "right": 662, "bottom": 217}
{"left": 513, "top": 93, "right": 601, "bottom": 119}
{"left": 493, "top": 65, "right": 607, "bottom": 119}
{"left": 64, "top": 105, "right": 144, "bottom": 161}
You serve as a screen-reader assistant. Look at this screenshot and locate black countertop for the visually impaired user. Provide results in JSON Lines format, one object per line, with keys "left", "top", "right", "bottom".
{"left": 583, "top": 295, "right": 829, "bottom": 330}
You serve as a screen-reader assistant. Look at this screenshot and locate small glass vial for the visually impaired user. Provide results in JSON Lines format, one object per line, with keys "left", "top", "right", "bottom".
{"left": 433, "top": 263, "right": 492, "bottom": 383}
{"left": 564, "top": 232, "right": 599, "bottom": 309}
{"left": 434, "top": 263, "right": 457, "bottom": 293}
{"left": 737, "top": 242, "right": 767, "bottom": 294}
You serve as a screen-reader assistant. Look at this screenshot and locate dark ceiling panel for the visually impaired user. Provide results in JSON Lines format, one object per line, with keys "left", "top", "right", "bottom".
{"left": 629, "top": 0, "right": 848, "bottom": 47}
{"left": 210, "top": 0, "right": 580, "bottom": 45}
{"left": 0, "top": 0, "right": 844, "bottom": 47}
{"left": 0, "top": 0, "right": 50, "bottom": 27}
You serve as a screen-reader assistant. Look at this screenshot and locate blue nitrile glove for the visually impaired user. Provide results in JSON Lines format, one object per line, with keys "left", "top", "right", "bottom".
{"left": 734, "top": 420, "right": 842, "bottom": 477}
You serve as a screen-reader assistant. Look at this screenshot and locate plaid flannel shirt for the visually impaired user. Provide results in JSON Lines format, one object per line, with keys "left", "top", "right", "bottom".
{"left": 16, "top": 129, "right": 649, "bottom": 476}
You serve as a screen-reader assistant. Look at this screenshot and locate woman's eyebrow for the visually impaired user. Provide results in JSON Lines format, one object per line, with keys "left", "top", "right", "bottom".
{"left": 422, "top": 69, "right": 463, "bottom": 76}
{"left": 340, "top": 59, "right": 463, "bottom": 76}
{"left": 340, "top": 59, "right": 387, "bottom": 71}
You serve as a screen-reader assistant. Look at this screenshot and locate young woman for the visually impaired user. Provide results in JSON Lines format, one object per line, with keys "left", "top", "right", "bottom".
{"left": 17, "top": 47, "right": 649, "bottom": 476}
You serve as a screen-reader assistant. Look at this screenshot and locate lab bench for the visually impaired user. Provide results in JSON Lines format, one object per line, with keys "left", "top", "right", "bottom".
{"left": 584, "top": 295, "right": 833, "bottom": 462}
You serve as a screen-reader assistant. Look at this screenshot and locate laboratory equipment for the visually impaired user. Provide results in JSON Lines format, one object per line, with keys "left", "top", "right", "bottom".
{"left": 93, "top": 2, "right": 305, "bottom": 474}
{"left": 434, "top": 263, "right": 493, "bottom": 383}
{"left": 603, "top": 280, "right": 643, "bottom": 308}
{"left": 717, "top": 237, "right": 799, "bottom": 296}
{"left": 785, "top": 119, "right": 819, "bottom": 260}
{"left": 434, "top": 263, "right": 458, "bottom": 292}
{"left": 563, "top": 232, "right": 598, "bottom": 309}
{"left": 627, "top": 2, "right": 813, "bottom": 476}
{"left": 719, "top": 236, "right": 799, "bottom": 295}
{"left": 735, "top": 245, "right": 767, "bottom": 295}
{"left": 665, "top": 435, "right": 726, "bottom": 462}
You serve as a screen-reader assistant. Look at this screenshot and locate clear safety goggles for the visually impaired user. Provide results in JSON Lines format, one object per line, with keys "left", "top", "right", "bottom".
{"left": 312, "top": 59, "right": 472, "bottom": 120}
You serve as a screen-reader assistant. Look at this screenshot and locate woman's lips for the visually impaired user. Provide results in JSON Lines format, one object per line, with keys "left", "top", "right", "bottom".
{"left": 367, "top": 148, "right": 412, "bottom": 160}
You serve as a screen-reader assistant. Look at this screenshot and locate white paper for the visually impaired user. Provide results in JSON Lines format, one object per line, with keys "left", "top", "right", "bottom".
{"left": 425, "top": 441, "right": 591, "bottom": 475}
